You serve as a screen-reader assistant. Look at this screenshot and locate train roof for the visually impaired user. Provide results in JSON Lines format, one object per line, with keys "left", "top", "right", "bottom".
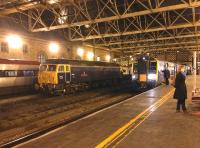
{"left": 45, "top": 59, "right": 120, "bottom": 67}
{"left": 0, "top": 59, "right": 40, "bottom": 65}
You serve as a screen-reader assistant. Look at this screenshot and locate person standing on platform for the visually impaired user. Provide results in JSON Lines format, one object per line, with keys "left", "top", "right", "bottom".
{"left": 173, "top": 65, "right": 187, "bottom": 113}
{"left": 163, "top": 67, "right": 170, "bottom": 85}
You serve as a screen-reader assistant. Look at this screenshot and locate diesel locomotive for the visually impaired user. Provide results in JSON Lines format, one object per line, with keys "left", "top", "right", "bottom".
{"left": 38, "top": 59, "right": 128, "bottom": 95}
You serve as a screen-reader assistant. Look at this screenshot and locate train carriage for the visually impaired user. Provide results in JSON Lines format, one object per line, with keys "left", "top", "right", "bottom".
{"left": 0, "top": 59, "right": 39, "bottom": 96}
{"left": 131, "top": 55, "right": 180, "bottom": 89}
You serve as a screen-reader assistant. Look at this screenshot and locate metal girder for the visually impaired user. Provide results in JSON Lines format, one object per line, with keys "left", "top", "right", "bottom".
{"left": 70, "top": 21, "right": 200, "bottom": 41}
{"left": 0, "top": 0, "right": 43, "bottom": 16}
{"left": 113, "top": 41, "right": 200, "bottom": 50}
{"left": 123, "top": 45, "right": 200, "bottom": 53}
{"left": 67, "top": 5, "right": 200, "bottom": 41}
{"left": 97, "top": 33, "right": 200, "bottom": 46}
{"left": 28, "top": 0, "right": 200, "bottom": 32}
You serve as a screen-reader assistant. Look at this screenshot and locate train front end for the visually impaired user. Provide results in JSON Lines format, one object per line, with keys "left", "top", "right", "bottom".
{"left": 132, "top": 55, "right": 158, "bottom": 89}
{"left": 38, "top": 64, "right": 71, "bottom": 94}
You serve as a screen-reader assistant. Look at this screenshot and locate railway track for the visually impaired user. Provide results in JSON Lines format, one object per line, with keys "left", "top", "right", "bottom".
{"left": 0, "top": 84, "right": 146, "bottom": 147}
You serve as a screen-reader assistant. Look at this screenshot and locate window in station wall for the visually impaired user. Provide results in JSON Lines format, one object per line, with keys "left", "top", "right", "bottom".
{"left": 23, "top": 44, "right": 28, "bottom": 54}
{"left": 37, "top": 51, "right": 47, "bottom": 64}
{"left": 1, "top": 42, "right": 9, "bottom": 53}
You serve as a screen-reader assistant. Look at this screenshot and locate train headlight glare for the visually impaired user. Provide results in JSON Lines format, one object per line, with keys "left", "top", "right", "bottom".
{"left": 132, "top": 75, "right": 136, "bottom": 80}
{"left": 148, "top": 74, "right": 157, "bottom": 80}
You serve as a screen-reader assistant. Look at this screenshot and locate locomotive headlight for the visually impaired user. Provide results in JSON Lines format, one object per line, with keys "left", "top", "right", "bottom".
{"left": 132, "top": 75, "right": 136, "bottom": 80}
{"left": 148, "top": 74, "right": 157, "bottom": 80}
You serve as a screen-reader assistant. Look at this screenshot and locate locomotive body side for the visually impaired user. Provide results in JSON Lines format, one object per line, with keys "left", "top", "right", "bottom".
{"left": 38, "top": 59, "right": 121, "bottom": 95}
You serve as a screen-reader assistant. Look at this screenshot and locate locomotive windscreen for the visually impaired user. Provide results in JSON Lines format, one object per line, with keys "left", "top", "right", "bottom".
{"left": 150, "top": 61, "right": 157, "bottom": 73}
{"left": 138, "top": 58, "right": 147, "bottom": 74}
{"left": 133, "top": 63, "right": 138, "bottom": 73}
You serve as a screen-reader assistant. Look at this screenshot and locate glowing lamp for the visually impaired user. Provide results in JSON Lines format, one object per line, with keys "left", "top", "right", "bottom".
{"left": 97, "top": 57, "right": 100, "bottom": 61}
{"left": 6, "top": 34, "right": 23, "bottom": 48}
{"left": 77, "top": 48, "right": 84, "bottom": 57}
{"left": 106, "top": 55, "right": 111, "bottom": 62}
{"left": 87, "top": 52, "right": 94, "bottom": 61}
{"left": 49, "top": 43, "right": 59, "bottom": 53}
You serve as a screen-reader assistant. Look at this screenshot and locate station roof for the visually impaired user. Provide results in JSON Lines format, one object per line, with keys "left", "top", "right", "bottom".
{"left": 0, "top": 0, "right": 200, "bottom": 56}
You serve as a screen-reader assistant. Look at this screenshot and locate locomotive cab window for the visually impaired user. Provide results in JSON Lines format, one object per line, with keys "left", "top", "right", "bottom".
{"left": 133, "top": 63, "right": 138, "bottom": 73}
{"left": 39, "top": 65, "right": 47, "bottom": 71}
{"left": 47, "top": 65, "right": 57, "bottom": 71}
{"left": 66, "top": 65, "right": 70, "bottom": 72}
{"left": 58, "top": 65, "right": 65, "bottom": 72}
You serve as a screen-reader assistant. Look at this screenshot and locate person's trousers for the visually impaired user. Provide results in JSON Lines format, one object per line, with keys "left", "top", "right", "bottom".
{"left": 176, "top": 99, "right": 187, "bottom": 111}
{"left": 165, "top": 78, "right": 169, "bottom": 85}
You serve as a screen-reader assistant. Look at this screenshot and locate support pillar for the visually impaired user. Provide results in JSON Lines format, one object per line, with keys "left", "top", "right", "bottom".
{"left": 193, "top": 51, "right": 197, "bottom": 89}
{"left": 93, "top": 46, "right": 96, "bottom": 61}
{"left": 193, "top": 51, "right": 197, "bottom": 75}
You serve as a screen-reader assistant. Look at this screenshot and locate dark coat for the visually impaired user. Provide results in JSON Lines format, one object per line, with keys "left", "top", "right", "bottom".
{"left": 173, "top": 72, "right": 187, "bottom": 100}
{"left": 163, "top": 69, "right": 170, "bottom": 78}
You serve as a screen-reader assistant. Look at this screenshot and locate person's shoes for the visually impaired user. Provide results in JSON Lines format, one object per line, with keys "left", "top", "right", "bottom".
{"left": 176, "top": 110, "right": 180, "bottom": 113}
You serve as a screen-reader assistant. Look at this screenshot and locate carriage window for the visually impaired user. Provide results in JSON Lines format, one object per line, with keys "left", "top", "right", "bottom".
{"left": 58, "top": 66, "right": 64, "bottom": 72}
{"left": 23, "top": 70, "right": 34, "bottom": 76}
{"left": 39, "top": 65, "right": 47, "bottom": 71}
{"left": 5, "top": 71, "right": 18, "bottom": 77}
{"left": 0, "top": 71, "right": 5, "bottom": 77}
{"left": 47, "top": 65, "right": 57, "bottom": 71}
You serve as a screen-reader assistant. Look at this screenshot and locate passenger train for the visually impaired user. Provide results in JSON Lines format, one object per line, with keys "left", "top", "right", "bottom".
{"left": 38, "top": 59, "right": 130, "bottom": 95}
{"left": 131, "top": 55, "right": 190, "bottom": 89}
{"left": 0, "top": 59, "right": 39, "bottom": 96}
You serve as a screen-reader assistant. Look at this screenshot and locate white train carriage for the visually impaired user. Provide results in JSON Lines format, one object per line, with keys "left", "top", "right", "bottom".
{"left": 0, "top": 59, "right": 39, "bottom": 96}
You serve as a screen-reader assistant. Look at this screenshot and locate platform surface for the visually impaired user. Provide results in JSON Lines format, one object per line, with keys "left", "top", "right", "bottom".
{"left": 18, "top": 75, "right": 200, "bottom": 148}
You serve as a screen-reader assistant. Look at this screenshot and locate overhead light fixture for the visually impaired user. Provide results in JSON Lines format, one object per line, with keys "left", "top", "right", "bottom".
{"left": 84, "top": 24, "right": 90, "bottom": 28}
{"left": 58, "top": 8, "right": 68, "bottom": 24}
{"left": 97, "top": 56, "right": 101, "bottom": 61}
{"left": 49, "top": 42, "right": 59, "bottom": 53}
{"left": 48, "top": 0, "right": 59, "bottom": 4}
{"left": 106, "top": 55, "right": 111, "bottom": 62}
{"left": 6, "top": 34, "right": 23, "bottom": 49}
{"left": 87, "top": 52, "right": 94, "bottom": 61}
{"left": 77, "top": 48, "right": 84, "bottom": 57}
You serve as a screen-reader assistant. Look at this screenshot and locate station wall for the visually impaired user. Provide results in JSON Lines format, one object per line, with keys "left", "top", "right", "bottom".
{"left": 0, "top": 29, "right": 111, "bottom": 63}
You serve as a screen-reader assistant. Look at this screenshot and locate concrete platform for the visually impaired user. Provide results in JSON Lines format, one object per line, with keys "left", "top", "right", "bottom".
{"left": 17, "top": 76, "right": 200, "bottom": 148}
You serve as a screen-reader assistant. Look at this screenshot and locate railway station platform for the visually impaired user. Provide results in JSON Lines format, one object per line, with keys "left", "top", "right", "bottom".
{"left": 18, "top": 75, "right": 200, "bottom": 148}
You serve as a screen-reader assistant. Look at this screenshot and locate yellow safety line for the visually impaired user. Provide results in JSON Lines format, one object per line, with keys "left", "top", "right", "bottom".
{"left": 112, "top": 93, "right": 172, "bottom": 147}
{"left": 96, "top": 88, "right": 174, "bottom": 148}
{"left": 108, "top": 93, "right": 171, "bottom": 148}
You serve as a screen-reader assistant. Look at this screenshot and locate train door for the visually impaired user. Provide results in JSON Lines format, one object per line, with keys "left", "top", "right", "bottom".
{"left": 138, "top": 57, "right": 148, "bottom": 82}
{"left": 58, "top": 65, "right": 65, "bottom": 84}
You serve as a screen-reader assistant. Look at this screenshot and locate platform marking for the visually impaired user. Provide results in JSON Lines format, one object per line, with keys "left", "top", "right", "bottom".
{"left": 96, "top": 88, "right": 174, "bottom": 148}
{"left": 15, "top": 86, "right": 165, "bottom": 147}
